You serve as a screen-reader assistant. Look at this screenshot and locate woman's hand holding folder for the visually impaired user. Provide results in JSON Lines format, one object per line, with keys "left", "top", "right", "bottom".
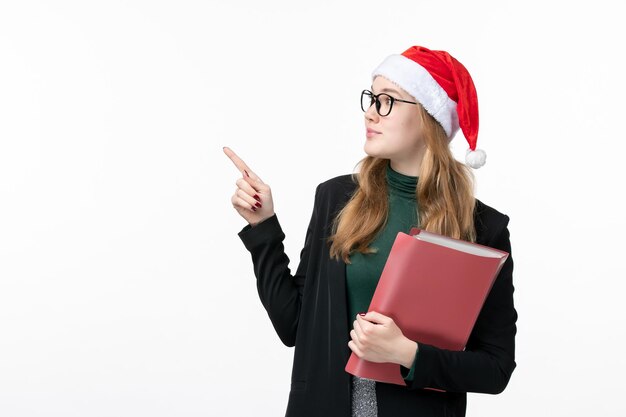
{"left": 348, "top": 311, "right": 419, "bottom": 369}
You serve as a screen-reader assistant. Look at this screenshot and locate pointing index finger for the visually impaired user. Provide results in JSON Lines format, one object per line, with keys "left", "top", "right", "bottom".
{"left": 223, "top": 146, "right": 250, "bottom": 175}
{"left": 223, "top": 146, "right": 264, "bottom": 183}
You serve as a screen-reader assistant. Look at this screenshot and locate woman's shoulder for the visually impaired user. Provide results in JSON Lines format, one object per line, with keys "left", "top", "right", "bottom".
{"left": 474, "top": 198, "right": 511, "bottom": 245}
{"left": 315, "top": 173, "right": 359, "bottom": 198}
{"left": 318, "top": 173, "right": 358, "bottom": 190}
{"left": 307, "top": 174, "right": 359, "bottom": 217}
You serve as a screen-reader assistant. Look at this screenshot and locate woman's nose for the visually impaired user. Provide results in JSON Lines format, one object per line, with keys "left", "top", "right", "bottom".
{"left": 364, "top": 102, "right": 379, "bottom": 121}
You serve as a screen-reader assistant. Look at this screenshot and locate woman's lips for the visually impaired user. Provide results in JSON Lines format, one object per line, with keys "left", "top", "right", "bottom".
{"left": 366, "top": 128, "right": 381, "bottom": 138}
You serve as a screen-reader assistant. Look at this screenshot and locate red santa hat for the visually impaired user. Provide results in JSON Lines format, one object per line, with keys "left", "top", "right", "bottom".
{"left": 371, "top": 45, "right": 486, "bottom": 168}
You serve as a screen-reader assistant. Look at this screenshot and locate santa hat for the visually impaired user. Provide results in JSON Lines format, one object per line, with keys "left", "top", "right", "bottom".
{"left": 371, "top": 45, "right": 486, "bottom": 169}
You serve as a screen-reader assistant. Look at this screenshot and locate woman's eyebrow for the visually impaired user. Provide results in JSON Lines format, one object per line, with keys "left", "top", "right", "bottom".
{"left": 370, "top": 86, "right": 402, "bottom": 96}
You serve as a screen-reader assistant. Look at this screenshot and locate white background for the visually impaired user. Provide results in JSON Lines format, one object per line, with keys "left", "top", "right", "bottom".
{"left": 1, "top": 1, "right": 625, "bottom": 416}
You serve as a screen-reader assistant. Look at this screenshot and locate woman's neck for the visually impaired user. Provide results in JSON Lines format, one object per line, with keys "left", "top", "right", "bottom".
{"left": 389, "top": 158, "right": 421, "bottom": 177}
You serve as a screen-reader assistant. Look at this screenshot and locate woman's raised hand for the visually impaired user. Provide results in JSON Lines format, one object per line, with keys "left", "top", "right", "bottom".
{"left": 223, "top": 146, "right": 275, "bottom": 226}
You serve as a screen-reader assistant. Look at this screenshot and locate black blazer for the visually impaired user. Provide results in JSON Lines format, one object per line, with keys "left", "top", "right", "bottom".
{"left": 238, "top": 173, "right": 517, "bottom": 417}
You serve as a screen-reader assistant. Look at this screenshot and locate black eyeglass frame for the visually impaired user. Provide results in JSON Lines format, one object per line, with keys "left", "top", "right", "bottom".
{"left": 361, "top": 89, "right": 419, "bottom": 116}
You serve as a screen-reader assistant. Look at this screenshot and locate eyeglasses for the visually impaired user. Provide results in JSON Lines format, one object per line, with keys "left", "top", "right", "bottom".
{"left": 361, "top": 89, "right": 419, "bottom": 117}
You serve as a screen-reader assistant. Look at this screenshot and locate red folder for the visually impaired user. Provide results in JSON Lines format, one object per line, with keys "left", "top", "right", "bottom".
{"left": 344, "top": 227, "right": 509, "bottom": 390}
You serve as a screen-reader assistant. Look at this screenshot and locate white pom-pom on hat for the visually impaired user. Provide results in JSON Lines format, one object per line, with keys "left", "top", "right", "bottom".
{"left": 465, "top": 148, "right": 487, "bottom": 169}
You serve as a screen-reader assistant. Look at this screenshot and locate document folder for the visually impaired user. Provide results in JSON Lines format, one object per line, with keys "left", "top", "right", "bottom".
{"left": 345, "top": 228, "right": 509, "bottom": 389}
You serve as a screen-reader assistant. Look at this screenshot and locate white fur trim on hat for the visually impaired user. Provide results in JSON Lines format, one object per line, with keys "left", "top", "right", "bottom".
{"left": 371, "top": 54, "right": 459, "bottom": 140}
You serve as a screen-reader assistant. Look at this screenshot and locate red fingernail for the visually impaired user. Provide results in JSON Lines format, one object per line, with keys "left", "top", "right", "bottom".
{"left": 251, "top": 206, "right": 257, "bottom": 212}
{"left": 244, "top": 170, "right": 249, "bottom": 177}
{"left": 255, "top": 202, "right": 262, "bottom": 208}
{"left": 358, "top": 312, "right": 366, "bottom": 316}
{"left": 253, "top": 194, "right": 261, "bottom": 202}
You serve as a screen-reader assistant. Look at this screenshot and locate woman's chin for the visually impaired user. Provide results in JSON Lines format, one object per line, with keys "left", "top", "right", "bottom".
{"left": 364, "top": 141, "right": 383, "bottom": 158}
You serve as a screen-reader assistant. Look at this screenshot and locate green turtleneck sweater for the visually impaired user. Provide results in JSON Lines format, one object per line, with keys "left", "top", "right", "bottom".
{"left": 346, "top": 161, "right": 420, "bottom": 381}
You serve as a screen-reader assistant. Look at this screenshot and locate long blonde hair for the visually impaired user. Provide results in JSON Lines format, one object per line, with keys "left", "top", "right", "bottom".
{"left": 328, "top": 103, "right": 477, "bottom": 264}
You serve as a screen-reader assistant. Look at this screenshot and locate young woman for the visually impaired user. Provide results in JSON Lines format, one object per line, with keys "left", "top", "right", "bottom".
{"left": 224, "top": 45, "right": 517, "bottom": 417}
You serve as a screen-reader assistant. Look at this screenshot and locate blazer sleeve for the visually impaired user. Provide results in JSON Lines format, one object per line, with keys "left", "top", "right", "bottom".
{"left": 400, "top": 346, "right": 418, "bottom": 381}
{"left": 237, "top": 184, "right": 321, "bottom": 348}
{"left": 403, "top": 214, "right": 518, "bottom": 394}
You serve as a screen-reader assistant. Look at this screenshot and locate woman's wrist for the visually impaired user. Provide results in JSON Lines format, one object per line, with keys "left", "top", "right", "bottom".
{"left": 399, "top": 338, "right": 419, "bottom": 368}
{"left": 249, "top": 212, "right": 275, "bottom": 227}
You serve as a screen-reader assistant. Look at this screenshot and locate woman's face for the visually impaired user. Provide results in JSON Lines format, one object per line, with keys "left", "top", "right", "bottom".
{"left": 364, "top": 76, "right": 426, "bottom": 170}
